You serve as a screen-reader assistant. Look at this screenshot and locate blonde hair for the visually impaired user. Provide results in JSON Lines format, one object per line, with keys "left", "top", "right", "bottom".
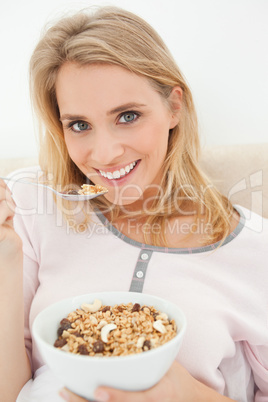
{"left": 29, "top": 6, "right": 234, "bottom": 246}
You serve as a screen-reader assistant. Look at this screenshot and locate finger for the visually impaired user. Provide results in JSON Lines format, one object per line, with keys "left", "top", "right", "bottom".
{"left": 0, "top": 192, "right": 16, "bottom": 218}
{"left": 0, "top": 180, "right": 12, "bottom": 195}
{"left": 0, "top": 200, "right": 16, "bottom": 225}
{"left": 59, "top": 388, "right": 90, "bottom": 401}
{"left": 0, "top": 185, "right": 13, "bottom": 202}
{"left": 0, "top": 185, "right": 15, "bottom": 210}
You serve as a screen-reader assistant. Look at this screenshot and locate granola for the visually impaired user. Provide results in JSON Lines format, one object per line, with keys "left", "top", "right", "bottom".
{"left": 54, "top": 300, "right": 177, "bottom": 357}
{"left": 62, "top": 184, "right": 108, "bottom": 196}
{"left": 78, "top": 184, "right": 108, "bottom": 195}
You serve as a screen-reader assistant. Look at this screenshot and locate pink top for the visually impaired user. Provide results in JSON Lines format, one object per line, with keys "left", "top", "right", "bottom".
{"left": 9, "top": 168, "right": 268, "bottom": 401}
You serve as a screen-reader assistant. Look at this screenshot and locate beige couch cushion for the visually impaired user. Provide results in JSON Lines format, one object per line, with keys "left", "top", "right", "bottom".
{"left": 0, "top": 143, "right": 267, "bottom": 217}
{"left": 200, "top": 143, "right": 268, "bottom": 218}
{"left": 0, "top": 157, "right": 38, "bottom": 176}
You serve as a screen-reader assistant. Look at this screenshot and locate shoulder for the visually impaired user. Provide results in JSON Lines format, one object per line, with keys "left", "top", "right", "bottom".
{"left": 234, "top": 205, "right": 268, "bottom": 247}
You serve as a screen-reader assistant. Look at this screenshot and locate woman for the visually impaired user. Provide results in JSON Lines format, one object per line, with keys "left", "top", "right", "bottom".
{"left": 0, "top": 6, "right": 267, "bottom": 402}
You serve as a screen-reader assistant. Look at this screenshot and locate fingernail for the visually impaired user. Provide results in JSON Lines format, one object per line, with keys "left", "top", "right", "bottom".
{"left": 94, "top": 389, "right": 110, "bottom": 402}
{"left": 59, "top": 388, "right": 70, "bottom": 401}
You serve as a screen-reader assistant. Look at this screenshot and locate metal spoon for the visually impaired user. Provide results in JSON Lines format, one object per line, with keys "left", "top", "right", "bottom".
{"left": 0, "top": 176, "right": 108, "bottom": 201}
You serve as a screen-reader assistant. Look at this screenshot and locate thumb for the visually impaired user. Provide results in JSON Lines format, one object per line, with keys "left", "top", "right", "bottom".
{"left": 59, "top": 388, "right": 89, "bottom": 401}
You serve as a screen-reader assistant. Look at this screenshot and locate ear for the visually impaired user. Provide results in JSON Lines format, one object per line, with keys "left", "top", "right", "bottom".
{"left": 168, "top": 86, "right": 183, "bottom": 129}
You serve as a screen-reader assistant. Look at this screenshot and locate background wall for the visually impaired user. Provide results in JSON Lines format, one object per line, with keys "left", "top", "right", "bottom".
{"left": 0, "top": 0, "right": 267, "bottom": 158}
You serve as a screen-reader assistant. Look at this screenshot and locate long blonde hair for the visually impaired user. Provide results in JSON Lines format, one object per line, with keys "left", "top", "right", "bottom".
{"left": 29, "top": 6, "right": 234, "bottom": 246}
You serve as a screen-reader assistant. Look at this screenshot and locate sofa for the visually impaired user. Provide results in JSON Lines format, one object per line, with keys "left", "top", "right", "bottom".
{"left": 0, "top": 143, "right": 267, "bottom": 218}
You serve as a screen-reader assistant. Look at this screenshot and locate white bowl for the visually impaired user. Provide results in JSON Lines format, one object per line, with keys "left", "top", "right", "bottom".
{"left": 32, "top": 291, "right": 187, "bottom": 400}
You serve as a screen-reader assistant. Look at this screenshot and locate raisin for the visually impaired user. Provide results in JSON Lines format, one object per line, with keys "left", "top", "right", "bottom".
{"left": 101, "top": 306, "right": 111, "bottom": 313}
{"left": 57, "top": 318, "right": 72, "bottom": 337}
{"left": 131, "top": 303, "right": 140, "bottom": 312}
{"left": 141, "top": 305, "right": 150, "bottom": 312}
{"left": 142, "top": 340, "right": 151, "bottom": 351}
{"left": 73, "top": 331, "right": 83, "bottom": 338}
{"left": 60, "top": 318, "right": 70, "bottom": 325}
{"left": 54, "top": 338, "right": 67, "bottom": 348}
{"left": 67, "top": 190, "right": 79, "bottom": 195}
{"left": 78, "top": 344, "right": 89, "bottom": 355}
{"left": 93, "top": 340, "right": 104, "bottom": 353}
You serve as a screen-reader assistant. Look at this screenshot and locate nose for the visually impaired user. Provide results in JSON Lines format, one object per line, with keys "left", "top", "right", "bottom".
{"left": 89, "top": 129, "right": 125, "bottom": 165}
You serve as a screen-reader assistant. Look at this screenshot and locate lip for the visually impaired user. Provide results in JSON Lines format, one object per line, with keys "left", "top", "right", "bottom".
{"left": 95, "top": 159, "right": 141, "bottom": 186}
{"left": 97, "top": 160, "right": 138, "bottom": 174}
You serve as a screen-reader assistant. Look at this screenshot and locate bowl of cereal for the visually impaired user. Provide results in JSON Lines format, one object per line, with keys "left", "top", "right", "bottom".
{"left": 32, "top": 291, "right": 186, "bottom": 400}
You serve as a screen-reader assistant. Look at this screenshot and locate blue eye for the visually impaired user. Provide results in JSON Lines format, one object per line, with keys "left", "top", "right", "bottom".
{"left": 71, "top": 121, "right": 89, "bottom": 132}
{"left": 118, "top": 112, "right": 138, "bottom": 123}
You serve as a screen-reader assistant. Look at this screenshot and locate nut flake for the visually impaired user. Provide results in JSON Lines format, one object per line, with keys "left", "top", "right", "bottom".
{"left": 89, "top": 315, "right": 98, "bottom": 325}
{"left": 153, "top": 320, "right": 167, "bottom": 334}
{"left": 101, "top": 323, "right": 117, "bottom": 343}
{"left": 61, "top": 343, "right": 70, "bottom": 352}
{"left": 54, "top": 301, "right": 177, "bottom": 357}
{"left": 97, "top": 320, "right": 108, "bottom": 330}
{"left": 136, "top": 336, "right": 146, "bottom": 348}
{"left": 81, "top": 299, "right": 102, "bottom": 313}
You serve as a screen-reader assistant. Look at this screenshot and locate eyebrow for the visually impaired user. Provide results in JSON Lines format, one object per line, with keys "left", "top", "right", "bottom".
{"left": 60, "top": 114, "right": 88, "bottom": 122}
{"left": 60, "top": 102, "right": 147, "bottom": 121}
{"left": 107, "top": 102, "right": 147, "bottom": 115}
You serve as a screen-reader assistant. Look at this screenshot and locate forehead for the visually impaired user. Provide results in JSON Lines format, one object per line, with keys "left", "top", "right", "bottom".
{"left": 55, "top": 62, "right": 163, "bottom": 112}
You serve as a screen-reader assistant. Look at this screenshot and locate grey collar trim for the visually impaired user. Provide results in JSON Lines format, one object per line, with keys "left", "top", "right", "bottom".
{"left": 95, "top": 206, "right": 245, "bottom": 254}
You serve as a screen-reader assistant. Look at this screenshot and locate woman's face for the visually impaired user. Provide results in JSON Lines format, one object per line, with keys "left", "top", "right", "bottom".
{"left": 56, "top": 63, "right": 180, "bottom": 206}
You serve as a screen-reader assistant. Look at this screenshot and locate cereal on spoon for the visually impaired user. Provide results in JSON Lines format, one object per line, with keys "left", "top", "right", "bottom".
{"left": 64, "top": 184, "right": 108, "bottom": 195}
{"left": 78, "top": 184, "right": 108, "bottom": 195}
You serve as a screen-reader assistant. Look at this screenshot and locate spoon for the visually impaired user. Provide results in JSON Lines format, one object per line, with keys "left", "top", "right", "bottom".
{"left": 0, "top": 176, "right": 108, "bottom": 201}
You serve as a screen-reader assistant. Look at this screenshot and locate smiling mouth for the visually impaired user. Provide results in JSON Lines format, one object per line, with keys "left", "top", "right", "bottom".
{"left": 98, "top": 160, "right": 139, "bottom": 180}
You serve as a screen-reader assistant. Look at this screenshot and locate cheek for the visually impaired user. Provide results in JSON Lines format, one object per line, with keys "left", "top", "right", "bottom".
{"left": 64, "top": 136, "right": 87, "bottom": 165}
{"left": 141, "top": 121, "right": 170, "bottom": 155}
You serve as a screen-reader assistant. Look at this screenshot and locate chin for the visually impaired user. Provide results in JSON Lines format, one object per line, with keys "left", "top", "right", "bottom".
{"left": 105, "top": 196, "right": 140, "bottom": 206}
{"left": 104, "top": 190, "right": 143, "bottom": 207}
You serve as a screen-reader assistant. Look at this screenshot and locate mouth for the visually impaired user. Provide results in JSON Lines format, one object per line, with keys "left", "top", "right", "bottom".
{"left": 97, "top": 160, "right": 140, "bottom": 181}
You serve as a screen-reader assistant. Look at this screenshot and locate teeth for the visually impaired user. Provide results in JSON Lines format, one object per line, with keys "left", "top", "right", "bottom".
{"left": 100, "top": 161, "right": 137, "bottom": 180}
{"left": 113, "top": 170, "right": 120, "bottom": 179}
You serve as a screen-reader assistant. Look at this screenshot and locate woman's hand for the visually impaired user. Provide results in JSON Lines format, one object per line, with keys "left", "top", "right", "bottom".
{"left": 0, "top": 182, "right": 31, "bottom": 401}
{"left": 59, "top": 360, "right": 234, "bottom": 402}
{"left": 59, "top": 361, "right": 193, "bottom": 401}
{"left": 0, "top": 179, "right": 22, "bottom": 263}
